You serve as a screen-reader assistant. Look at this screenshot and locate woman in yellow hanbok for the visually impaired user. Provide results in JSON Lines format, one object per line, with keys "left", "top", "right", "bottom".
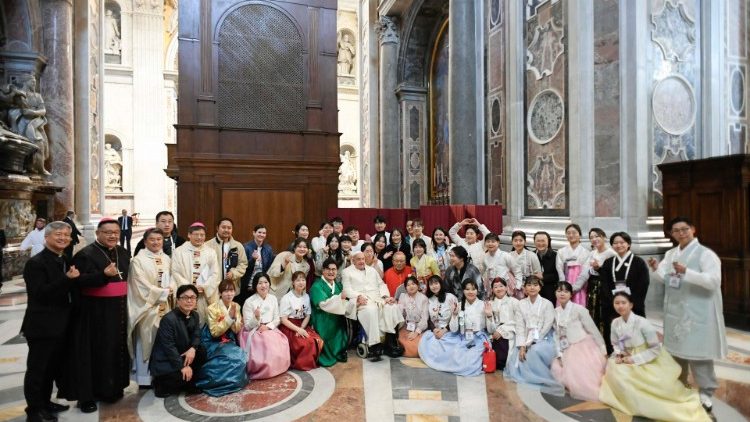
{"left": 410, "top": 238, "right": 440, "bottom": 293}
{"left": 599, "top": 291, "right": 710, "bottom": 422}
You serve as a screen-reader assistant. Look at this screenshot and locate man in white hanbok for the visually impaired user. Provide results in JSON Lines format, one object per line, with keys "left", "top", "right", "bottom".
{"left": 648, "top": 216, "right": 728, "bottom": 413}
{"left": 342, "top": 252, "right": 404, "bottom": 359}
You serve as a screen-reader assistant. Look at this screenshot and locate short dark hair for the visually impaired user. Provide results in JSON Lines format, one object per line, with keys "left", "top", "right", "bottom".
{"left": 556, "top": 281, "right": 573, "bottom": 293}
{"left": 589, "top": 227, "right": 606, "bottom": 239}
{"left": 361, "top": 242, "right": 375, "bottom": 253}
{"left": 330, "top": 216, "right": 344, "bottom": 224}
{"left": 510, "top": 231, "right": 526, "bottom": 241}
{"left": 565, "top": 223, "right": 582, "bottom": 236}
{"left": 293, "top": 223, "right": 308, "bottom": 236}
{"left": 668, "top": 216, "right": 694, "bottom": 229}
{"left": 610, "top": 231, "right": 632, "bottom": 246}
{"left": 533, "top": 231, "right": 552, "bottom": 249}
{"left": 485, "top": 233, "right": 500, "bottom": 242}
{"left": 177, "top": 284, "right": 198, "bottom": 298}
{"left": 65, "top": 210, "right": 75, "bottom": 217}
{"left": 253, "top": 224, "right": 266, "bottom": 232}
{"left": 426, "top": 275, "right": 447, "bottom": 302}
{"left": 613, "top": 290, "right": 633, "bottom": 303}
{"left": 524, "top": 274, "right": 543, "bottom": 286}
{"left": 344, "top": 225, "right": 359, "bottom": 234}
{"left": 373, "top": 215, "right": 387, "bottom": 223}
{"left": 218, "top": 279, "right": 235, "bottom": 293}
{"left": 412, "top": 238, "right": 427, "bottom": 251}
{"left": 412, "top": 219, "right": 424, "bottom": 227}
{"left": 340, "top": 235, "right": 352, "bottom": 243}
{"left": 155, "top": 211, "right": 174, "bottom": 221}
{"left": 404, "top": 275, "right": 419, "bottom": 288}
{"left": 216, "top": 217, "right": 233, "bottom": 227}
{"left": 322, "top": 257, "right": 338, "bottom": 269}
{"left": 143, "top": 227, "right": 166, "bottom": 240}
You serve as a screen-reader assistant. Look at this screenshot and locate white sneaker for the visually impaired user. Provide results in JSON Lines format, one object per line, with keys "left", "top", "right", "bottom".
{"left": 699, "top": 393, "right": 713, "bottom": 412}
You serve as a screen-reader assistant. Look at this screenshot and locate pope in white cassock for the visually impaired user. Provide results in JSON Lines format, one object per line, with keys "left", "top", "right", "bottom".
{"left": 342, "top": 252, "right": 404, "bottom": 360}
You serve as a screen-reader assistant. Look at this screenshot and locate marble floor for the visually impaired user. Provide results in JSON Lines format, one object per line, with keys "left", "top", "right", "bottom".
{"left": 0, "top": 278, "right": 748, "bottom": 422}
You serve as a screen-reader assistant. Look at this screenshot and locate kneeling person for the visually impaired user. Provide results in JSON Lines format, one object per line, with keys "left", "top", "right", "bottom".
{"left": 342, "top": 252, "right": 404, "bottom": 359}
{"left": 149, "top": 285, "right": 207, "bottom": 398}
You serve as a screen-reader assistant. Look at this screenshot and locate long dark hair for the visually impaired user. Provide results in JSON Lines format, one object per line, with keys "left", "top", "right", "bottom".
{"left": 430, "top": 227, "right": 449, "bottom": 252}
{"left": 425, "top": 275, "right": 447, "bottom": 303}
{"left": 460, "top": 278, "right": 479, "bottom": 311}
{"left": 325, "top": 233, "right": 343, "bottom": 266}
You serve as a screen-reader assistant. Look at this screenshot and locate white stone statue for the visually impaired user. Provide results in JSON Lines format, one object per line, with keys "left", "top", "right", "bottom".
{"left": 104, "top": 9, "right": 122, "bottom": 56}
{"left": 104, "top": 143, "right": 123, "bottom": 191}
{"left": 6, "top": 75, "right": 50, "bottom": 175}
{"left": 338, "top": 150, "right": 357, "bottom": 195}
{"left": 337, "top": 33, "right": 356, "bottom": 75}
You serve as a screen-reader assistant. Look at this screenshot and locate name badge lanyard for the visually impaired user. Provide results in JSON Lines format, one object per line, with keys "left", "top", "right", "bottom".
{"left": 526, "top": 298, "right": 543, "bottom": 343}
{"left": 667, "top": 242, "right": 698, "bottom": 288}
{"left": 556, "top": 303, "right": 572, "bottom": 350}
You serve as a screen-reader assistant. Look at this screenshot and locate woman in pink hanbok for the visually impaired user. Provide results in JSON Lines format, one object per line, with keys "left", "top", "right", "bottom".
{"left": 555, "top": 224, "right": 589, "bottom": 306}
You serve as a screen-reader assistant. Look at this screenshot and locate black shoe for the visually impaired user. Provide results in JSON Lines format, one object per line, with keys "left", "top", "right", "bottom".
{"left": 337, "top": 352, "right": 348, "bottom": 363}
{"left": 384, "top": 333, "right": 403, "bottom": 358}
{"left": 367, "top": 343, "right": 383, "bottom": 361}
{"left": 25, "top": 408, "right": 58, "bottom": 422}
{"left": 154, "top": 387, "right": 171, "bottom": 399}
{"left": 45, "top": 402, "right": 69, "bottom": 413}
{"left": 77, "top": 401, "right": 97, "bottom": 413}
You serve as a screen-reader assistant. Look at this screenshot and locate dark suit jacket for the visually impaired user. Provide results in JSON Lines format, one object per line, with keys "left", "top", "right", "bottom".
{"left": 133, "top": 233, "right": 185, "bottom": 257}
{"left": 149, "top": 308, "right": 202, "bottom": 377}
{"left": 117, "top": 216, "right": 133, "bottom": 232}
{"left": 63, "top": 217, "right": 82, "bottom": 245}
{"left": 21, "top": 248, "right": 75, "bottom": 339}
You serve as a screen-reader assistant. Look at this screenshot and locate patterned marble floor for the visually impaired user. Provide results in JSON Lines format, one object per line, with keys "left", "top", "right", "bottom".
{"left": 0, "top": 277, "right": 747, "bottom": 422}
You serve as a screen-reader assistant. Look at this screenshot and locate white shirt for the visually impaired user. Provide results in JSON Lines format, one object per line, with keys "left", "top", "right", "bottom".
{"left": 279, "top": 290, "right": 312, "bottom": 319}
{"left": 20, "top": 228, "right": 45, "bottom": 256}
{"left": 242, "top": 293, "right": 280, "bottom": 330}
{"left": 448, "top": 223, "right": 491, "bottom": 271}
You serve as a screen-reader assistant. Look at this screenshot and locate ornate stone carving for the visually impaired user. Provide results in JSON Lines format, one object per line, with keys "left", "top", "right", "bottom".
{"left": 89, "top": 0, "right": 102, "bottom": 213}
{"left": 104, "top": 8, "right": 121, "bottom": 56}
{"left": 0, "top": 199, "right": 34, "bottom": 238}
{"left": 338, "top": 147, "right": 358, "bottom": 196}
{"left": 135, "top": 0, "right": 161, "bottom": 11}
{"left": 337, "top": 31, "right": 356, "bottom": 75}
{"left": 490, "top": 96, "right": 502, "bottom": 136}
{"left": 527, "top": 152, "right": 565, "bottom": 209}
{"left": 651, "top": 0, "right": 695, "bottom": 62}
{"left": 376, "top": 16, "right": 399, "bottom": 45}
{"left": 526, "top": 18, "right": 564, "bottom": 80}
{"left": 104, "top": 143, "right": 123, "bottom": 192}
{"left": 0, "top": 84, "right": 39, "bottom": 174}
{"left": 731, "top": 66, "right": 745, "bottom": 115}
{"left": 527, "top": 88, "right": 564, "bottom": 144}
{"left": 1, "top": 74, "right": 51, "bottom": 175}
{"left": 652, "top": 74, "right": 695, "bottom": 135}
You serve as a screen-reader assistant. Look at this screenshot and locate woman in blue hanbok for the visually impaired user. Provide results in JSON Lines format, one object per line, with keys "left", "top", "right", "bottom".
{"left": 418, "top": 278, "right": 488, "bottom": 376}
{"left": 504, "top": 276, "right": 564, "bottom": 395}
{"left": 195, "top": 280, "right": 249, "bottom": 396}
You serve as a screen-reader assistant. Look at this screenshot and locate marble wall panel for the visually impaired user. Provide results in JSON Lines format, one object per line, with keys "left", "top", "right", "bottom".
{"left": 400, "top": 98, "right": 426, "bottom": 208}
{"left": 648, "top": 0, "right": 700, "bottom": 215}
{"left": 485, "top": 0, "right": 506, "bottom": 206}
{"left": 524, "top": 0, "right": 568, "bottom": 216}
{"left": 593, "top": 0, "right": 620, "bottom": 217}
{"left": 726, "top": 0, "right": 749, "bottom": 153}
{"left": 359, "top": 0, "right": 371, "bottom": 206}
{"left": 89, "top": 0, "right": 102, "bottom": 215}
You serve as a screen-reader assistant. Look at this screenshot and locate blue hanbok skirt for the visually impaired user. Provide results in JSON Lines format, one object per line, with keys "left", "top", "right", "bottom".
{"left": 195, "top": 325, "right": 249, "bottom": 397}
{"left": 418, "top": 330, "right": 489, "bottom": 377}
{"left": 504, "top": 333, "right": 564, "bottom": 396}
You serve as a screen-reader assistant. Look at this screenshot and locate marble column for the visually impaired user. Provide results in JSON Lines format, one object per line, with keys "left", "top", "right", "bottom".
{"left": 359, "top": 0, "right": 380, "bottom": 207}
{"left": 377, "top": 15, "right": 400, "bottom": 207}
{"left": 74, "top": 0, "right": 105, "bottom": 240}
{"left": 448, "top": 0, "right": 482, "bottom": 204}
{"left": 40, "top": 0, "right": 75, "bottom": 218}
{"left": 131, "top": 0, "right": 166, "bottom": 218}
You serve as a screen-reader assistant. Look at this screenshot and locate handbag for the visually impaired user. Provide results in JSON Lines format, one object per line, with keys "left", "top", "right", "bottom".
{"left": 482, "top": 340, "right": 496, "bottom": 373}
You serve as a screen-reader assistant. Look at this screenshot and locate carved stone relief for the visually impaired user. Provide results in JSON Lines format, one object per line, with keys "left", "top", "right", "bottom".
{"left": 0, "top": 199, "right": 34, "bottom": 238}
{"left": 527, "top": 153, "right": 565, "bottom": 209}
{"left": 359, "top": 0, "right": 370, "bottom": 206}
{"left": 652, "top": 75, "right": 696, "bottom": 135}
{"left": 104, "top": 6, "right": 121, "bottom": 57}
{"left": 730, "top": 65, "right": 745, "bottom": 116}
{"left": 651, "top": 0, "right": 696, "bottom": 62}
{"left": 337, "top": 30, "right": 356, "bottom": 76}
{"left": 338, "top": 145, "right": 358, "bottom": 197}
{"left": 104, "top": 142, "right": 122, "bottom": 192}
{"left": 528, "top": 89, "right": 564, "bottom": 144}
{"left": 0, "top": 75, "right": 50, "bottom": 175}
{"left": 526, "top": 18, "right": 565, "bottom": 80}
{"left": 89, "top": 0, "right": 101, "bottom": 214}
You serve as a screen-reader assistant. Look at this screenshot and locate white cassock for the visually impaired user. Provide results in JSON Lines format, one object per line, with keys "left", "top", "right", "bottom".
{"left": 171, "top": 243, "right": 219, "bottom": 325}
{"left": 342, "top": 265, "right": 404, "bottom": 346}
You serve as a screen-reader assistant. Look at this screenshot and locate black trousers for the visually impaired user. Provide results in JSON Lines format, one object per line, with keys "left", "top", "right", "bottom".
{"left": 152, "top": 346, "right": 207, "bottom": 397}
{"left": 24, "top": 337, "right": 65, "bottom": 410}
{"left": 119, "top": 230, "right": 132, "bottom": 254}
{"left": 491, "top": 337, "right": 510, "bottom": 371}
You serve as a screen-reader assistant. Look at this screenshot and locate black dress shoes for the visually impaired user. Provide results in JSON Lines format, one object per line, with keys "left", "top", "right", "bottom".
{"left": 45, "top": 402, "right": 70, "bottom": 413}
{"left": 78, "top": 401, "right": 97, "bottom": 413}
{"left": 25, "top": 407, "right": 58, "bottom": 422}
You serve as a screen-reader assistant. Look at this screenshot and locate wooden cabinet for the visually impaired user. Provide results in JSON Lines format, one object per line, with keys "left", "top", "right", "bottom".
{"left": 167, "top": 0, "right": 339, "bottom": 252}
{"left": 659, "top": 155, "right": 750, "bottom": 329}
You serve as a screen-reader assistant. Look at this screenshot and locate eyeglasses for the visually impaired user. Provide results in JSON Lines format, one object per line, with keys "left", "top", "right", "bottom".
{"left": 671, "top": 227, "right": 691, "bottom": 234}
{"left": 178, "top": 295, "right": 197, "bottom": 301}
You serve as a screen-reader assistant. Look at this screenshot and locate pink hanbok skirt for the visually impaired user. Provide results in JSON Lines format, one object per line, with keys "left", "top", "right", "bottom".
{"left": 507, "top": 273, "right": 526, "bottom": 300}
{"left": 551, "top": 334, "right": 606, "bottom": 401}
{"left": 239, "top": 327, "right": 291, "bottom": 380}
{"left": 565, "top": 263, "right": 587, "bottom": 306}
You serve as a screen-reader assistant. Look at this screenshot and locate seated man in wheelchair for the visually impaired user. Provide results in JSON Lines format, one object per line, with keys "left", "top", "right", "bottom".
{"left": 342, "top": 252, "right": 404, "bottom": 360}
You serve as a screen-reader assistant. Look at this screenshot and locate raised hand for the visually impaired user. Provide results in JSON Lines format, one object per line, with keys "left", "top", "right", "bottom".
{"left": 66, "top": 265, "right": 80, "bottom": 279}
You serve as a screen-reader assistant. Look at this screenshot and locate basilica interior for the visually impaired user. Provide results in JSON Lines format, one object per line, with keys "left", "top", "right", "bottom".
{"left": 0, "top": 0, "right": 749, "bottom": 421}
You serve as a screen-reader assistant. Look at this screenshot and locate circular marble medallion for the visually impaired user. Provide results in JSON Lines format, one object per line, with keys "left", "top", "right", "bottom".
{"left": 652, "top": 75, "right": 696, "bottom": 135}
{"left": 137, "top": 368, "right": 335, "bottom": 421}
{"left": 491, "top": 97, "right": 502, "bottom": 135}
{"left": 527, "top": 89, "right": 564, "bottom": 145}
{"left": 731, "top": 67, "right": 745, "bottom": 115}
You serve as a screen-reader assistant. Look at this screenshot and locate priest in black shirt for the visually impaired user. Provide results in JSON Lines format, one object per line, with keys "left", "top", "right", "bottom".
{"left": 22, "top": 221, "right": 79, "bottom": 422}
{"left": 58, "top": 218, "right": 130, "bottom": 413}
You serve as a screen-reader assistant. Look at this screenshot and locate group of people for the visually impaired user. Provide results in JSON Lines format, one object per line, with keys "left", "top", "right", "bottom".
{"left": 21, "top": 211, "right": 727, "bottom": 422}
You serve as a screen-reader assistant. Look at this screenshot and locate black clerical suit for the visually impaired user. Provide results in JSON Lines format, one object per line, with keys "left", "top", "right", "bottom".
{"left": 21, "top": 248, "right": 76, "bottom": 415}
{"left": 62, "top": 217, "right": 82, "bottom": 260}
{"left": 58, "top": 242, "right": 130, "bottom": 404}
{"left": 149, "top": 308, "right": 207, "bottom": 397}
{"left": 535, "top": 248, "right": 560, "bottom": 304}
{"left": 117, "top": 215, "right": 133, "bottom": 254}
